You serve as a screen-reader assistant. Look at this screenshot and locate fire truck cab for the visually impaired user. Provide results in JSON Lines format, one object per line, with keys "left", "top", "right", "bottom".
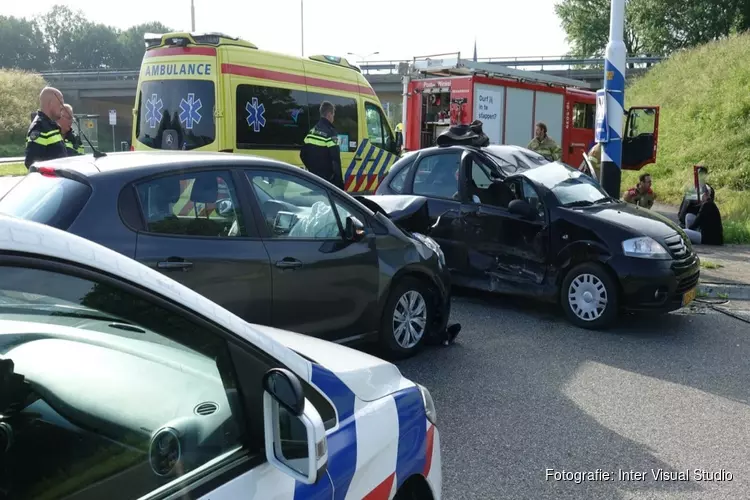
{"left": 402, "top": 55, "right": 659, "bottom": 170}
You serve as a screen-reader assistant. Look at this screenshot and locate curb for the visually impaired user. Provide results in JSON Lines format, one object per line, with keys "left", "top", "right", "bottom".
{"left": 698, "top": 282, "right": 750, "bottom": 301}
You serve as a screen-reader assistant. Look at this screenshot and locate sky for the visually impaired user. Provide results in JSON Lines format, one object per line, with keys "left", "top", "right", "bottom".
{"left": 1, "top": 0, "right": 571, "bottom": 62}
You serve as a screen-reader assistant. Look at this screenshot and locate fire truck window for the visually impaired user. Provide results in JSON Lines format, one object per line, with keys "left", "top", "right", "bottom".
{"left": 365, "top": 102, "right": 386, "bottom": 149}
{"left": 572, "top": 103, "right": 596, "bottom": 130}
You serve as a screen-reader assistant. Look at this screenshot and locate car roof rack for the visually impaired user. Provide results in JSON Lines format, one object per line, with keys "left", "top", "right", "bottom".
{"left": 411, "top": 53, "right": 592, "bottom": 89}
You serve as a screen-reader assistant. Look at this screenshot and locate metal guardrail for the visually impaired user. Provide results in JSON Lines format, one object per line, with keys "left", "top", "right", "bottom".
{"left": 0, "top": 157, "right": 23, "bottom": 165}
{"left": 36, "top": 55, "right": 664, "bottom": 80}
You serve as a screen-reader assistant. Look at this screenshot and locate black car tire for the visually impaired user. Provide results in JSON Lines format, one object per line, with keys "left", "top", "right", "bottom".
{"left": 560, "top": 262, "right": 619, "bottom": 329}
{"left": 380, "top": 277, "right": 433, "bottom": 359}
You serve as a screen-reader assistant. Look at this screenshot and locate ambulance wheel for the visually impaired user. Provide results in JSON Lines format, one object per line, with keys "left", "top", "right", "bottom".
{"left": 380, "top": 277, "right": 433, "bottom": 359}
{"left": 560, "top": 262, "right": 619, "bottom": 330}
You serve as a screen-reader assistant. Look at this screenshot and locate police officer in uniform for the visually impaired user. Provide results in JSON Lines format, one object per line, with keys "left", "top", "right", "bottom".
{"left": 59, "top": 104, "right": 85, "bottom": 156}
{"left": 300, "top": 101, "right": 344, "bottom": 190}
{"left": 25, "top": 87, "right": 67, "bottom": 169}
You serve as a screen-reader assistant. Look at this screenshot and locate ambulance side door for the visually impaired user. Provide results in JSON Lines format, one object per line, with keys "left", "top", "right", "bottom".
{"left": 622, "top": 106, "right": 660, "bottom": 170}
{"left": 347, "top": 100, "right": 399, "bottom": 194}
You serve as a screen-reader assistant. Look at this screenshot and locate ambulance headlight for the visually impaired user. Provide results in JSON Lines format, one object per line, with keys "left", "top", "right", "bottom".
{"left": 417, "top": 384, "right": 437, "bottom": 425}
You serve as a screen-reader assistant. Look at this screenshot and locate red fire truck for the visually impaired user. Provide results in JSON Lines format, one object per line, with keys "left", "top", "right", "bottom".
{"left": 402, "top": 55, "right": 659, "bottom": 170}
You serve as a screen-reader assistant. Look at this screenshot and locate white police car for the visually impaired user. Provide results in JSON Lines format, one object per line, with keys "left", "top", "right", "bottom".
{"left": 0, "top": 214, "right": 441, "bottom": 499}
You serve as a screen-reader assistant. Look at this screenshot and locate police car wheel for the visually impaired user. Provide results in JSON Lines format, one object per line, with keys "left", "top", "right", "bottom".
{"left": 560, "top": 262, "right": 619, "bottom": 330}
{"left": 380, "top": 277, "right": 432, "bottom": 359}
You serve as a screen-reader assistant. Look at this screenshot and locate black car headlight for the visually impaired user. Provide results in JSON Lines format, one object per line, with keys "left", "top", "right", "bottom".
{"left": 621, "top": 236, "right": 671, "bottom": 260}
{"left": 412, "top": 233, "right": 445, "bottom": 268}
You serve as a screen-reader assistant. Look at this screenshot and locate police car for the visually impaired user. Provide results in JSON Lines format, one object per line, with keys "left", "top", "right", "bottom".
{"left": 0, "top": 214, "right": 441, "bottom": 499}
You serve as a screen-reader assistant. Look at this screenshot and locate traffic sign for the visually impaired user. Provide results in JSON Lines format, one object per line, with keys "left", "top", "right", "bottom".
{"left": 594, "top": 89, "right": 609, "bottom": 143}
{"left": 109, "top": 109, "right": 117, "bottom": 126}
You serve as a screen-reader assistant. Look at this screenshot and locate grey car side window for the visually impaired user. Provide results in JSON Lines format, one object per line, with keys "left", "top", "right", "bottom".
{"left": 135, "top": 171, "right": 246, "bottom": 238}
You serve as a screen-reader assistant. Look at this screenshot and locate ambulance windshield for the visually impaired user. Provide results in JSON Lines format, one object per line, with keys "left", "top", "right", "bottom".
{"left": 135, "top": 80, "right": 216, "bottom": 150}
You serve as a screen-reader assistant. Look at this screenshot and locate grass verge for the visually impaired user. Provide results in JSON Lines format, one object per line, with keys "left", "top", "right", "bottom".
{"left": 624, "top": 31, "right": 750, "bottom": 244}
{"left": 0, "top": 163, "right": 26, "bottom": 176}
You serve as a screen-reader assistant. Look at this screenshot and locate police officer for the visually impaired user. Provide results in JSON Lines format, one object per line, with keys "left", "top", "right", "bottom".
{"left": 59, "top": 104, "right": 84, "bottom": 156}
{"left": 300, "top": 101, "right": 344, "bottom": 190}
{"left": 395, "top": 122, "right": 404, "bottom": 155}
{"left": 25, "top": 87, "right": 67, "bottom": 169}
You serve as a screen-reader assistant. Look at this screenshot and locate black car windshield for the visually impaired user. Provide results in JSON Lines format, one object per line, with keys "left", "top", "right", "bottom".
{"left": 136, "top": 79, "right": 216, "bottom": 150}
{"left": 523, "top": 162, "right": 612, "bottom": 206}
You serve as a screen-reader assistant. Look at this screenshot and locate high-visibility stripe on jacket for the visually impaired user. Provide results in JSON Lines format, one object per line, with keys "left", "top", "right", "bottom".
{"left": 25, "top": 110, "right": 68, "bottom": 168}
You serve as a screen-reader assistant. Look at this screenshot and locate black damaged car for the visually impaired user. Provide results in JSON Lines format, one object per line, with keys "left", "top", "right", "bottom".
{"left": 0, "top": 151, "right": 459, "bottom": 357}
{"left": 375, "top": 142, "right": 701, "bottom": 329}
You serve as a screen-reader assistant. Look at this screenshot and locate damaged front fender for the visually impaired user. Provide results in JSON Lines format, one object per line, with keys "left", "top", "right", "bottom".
{"left": 355, "top": 194, "right": 433, "bottom": 234}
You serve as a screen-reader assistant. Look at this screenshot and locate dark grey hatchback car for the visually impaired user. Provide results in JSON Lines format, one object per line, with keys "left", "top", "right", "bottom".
{"left": 0, "top": 152, "right": 457, "bottom": 358}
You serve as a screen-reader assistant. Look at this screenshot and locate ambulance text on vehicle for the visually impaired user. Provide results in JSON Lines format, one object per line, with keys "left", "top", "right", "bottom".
{"left": 402, "top": 55, "right": 660, "bottom": 170}
{"left": 132, "top": 32, "right": 401, "bottom": 194}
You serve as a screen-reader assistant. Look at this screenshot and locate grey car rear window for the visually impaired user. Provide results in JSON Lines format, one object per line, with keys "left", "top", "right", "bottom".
{"left": 0, "top": 173, "right": 92, "bottom": 230}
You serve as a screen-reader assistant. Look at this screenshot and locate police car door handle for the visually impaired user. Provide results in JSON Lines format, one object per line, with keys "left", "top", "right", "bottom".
{"left": 355, "top": 156, "right": 374, "bottom": 162}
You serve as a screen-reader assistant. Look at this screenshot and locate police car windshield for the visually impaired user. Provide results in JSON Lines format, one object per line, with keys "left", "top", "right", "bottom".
{"left": 136, "top": 80, "right": 216, "bottom": 151}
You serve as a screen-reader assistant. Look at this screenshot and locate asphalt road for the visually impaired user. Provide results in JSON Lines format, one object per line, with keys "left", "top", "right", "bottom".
{"left": 395, "top": 290, "right": 750, "bottom": 500}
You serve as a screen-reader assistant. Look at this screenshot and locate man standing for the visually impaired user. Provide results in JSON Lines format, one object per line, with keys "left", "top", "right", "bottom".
{"left": 59, "top": 104, "right": 85, "bottom": 156}
{"left": 300, "top": 101, "right": 344, "bottom": 190}
{"left": 25, "top": 87, "right": 68, "bottom": 169}
{"left": 527, "top": 122, "right": 562, "bottom": 161}
{"left": 623, "top": 173, "right": 657, "bottom": 209}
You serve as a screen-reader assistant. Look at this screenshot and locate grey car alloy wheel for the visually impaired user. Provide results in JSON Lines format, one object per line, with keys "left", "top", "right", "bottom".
{"left": 392, "top": 290, "right": 427, "bottom": 349}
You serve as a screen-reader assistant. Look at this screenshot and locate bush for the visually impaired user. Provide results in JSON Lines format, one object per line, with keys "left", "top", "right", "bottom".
{"left": 623, "top": 32, "right": 750, "bottom": 243}
{"left": 0, "top": 69, "right": 47, "bottom": 153}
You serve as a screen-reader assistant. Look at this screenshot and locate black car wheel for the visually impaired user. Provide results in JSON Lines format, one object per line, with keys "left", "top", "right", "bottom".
{"left": 560, "top": 262, "right": 619, "bottom": 329}
{"left": 380, "top": 277, "right": 433, "bottom": 358}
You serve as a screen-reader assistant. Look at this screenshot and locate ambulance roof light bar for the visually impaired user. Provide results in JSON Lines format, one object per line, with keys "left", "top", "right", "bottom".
{"left": 411, "top": 54, "right": 592, "bottom": 89}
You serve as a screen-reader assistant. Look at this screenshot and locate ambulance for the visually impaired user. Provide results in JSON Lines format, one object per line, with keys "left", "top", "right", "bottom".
{"left": 132, "top": 32, "right": 401, "bottom": 194}
{"left": 402, "top": 55, "right": 660, "bottom": 170}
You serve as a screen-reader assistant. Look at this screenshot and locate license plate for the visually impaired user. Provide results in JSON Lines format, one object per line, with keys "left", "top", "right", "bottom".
{"left": 682, "top": 287, "right": 697, "bottom": 307}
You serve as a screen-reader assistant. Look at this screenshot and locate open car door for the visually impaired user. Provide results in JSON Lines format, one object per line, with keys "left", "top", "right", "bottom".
{"left": 622, "top": 106, "right": 660, "bottom": 170}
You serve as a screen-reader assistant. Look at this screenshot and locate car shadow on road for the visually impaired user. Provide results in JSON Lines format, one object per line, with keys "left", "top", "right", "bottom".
{"left": 391, "top": 290, "right": 748, "bottom": 499}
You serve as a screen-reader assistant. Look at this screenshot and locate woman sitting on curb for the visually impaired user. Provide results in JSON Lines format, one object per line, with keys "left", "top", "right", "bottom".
{"left": 684, "top": 186, "right": 723, "bottom": 245}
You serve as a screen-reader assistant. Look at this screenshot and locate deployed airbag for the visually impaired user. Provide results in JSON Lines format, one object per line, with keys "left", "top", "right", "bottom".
{"left": 288, "top": 201, "right": 340, "bottom": 239}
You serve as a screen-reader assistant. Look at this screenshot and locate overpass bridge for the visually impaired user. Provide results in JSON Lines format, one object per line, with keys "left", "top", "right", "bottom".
{"left": 41, "top": 55, "right": 661, "bottom": 151}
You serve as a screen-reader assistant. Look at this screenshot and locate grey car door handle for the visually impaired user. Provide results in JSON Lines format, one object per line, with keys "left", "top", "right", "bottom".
{"left": 275, "top": 258, "right": 303, "bottom": 270}
{"left": 157, "top": 260, "right": 193, "bottom": 270}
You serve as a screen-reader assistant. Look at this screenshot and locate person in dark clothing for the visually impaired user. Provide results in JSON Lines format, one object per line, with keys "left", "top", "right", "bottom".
{"left": 300, "top": 101, "right": 344, "bottom": 190}
{"left": 59, "top": 104, "right": 84, "bottom": 156}
{"left": 684, "top": 186, "right": 723, "bottom": 245}
{"left": 25, "top": 87, "right": 68, "bottom": 169}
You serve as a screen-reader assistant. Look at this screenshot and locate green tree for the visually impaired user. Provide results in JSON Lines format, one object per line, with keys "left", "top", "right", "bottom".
{"left": 555, "top": 0, "right": 750, "bottom": 58}
{"left": 0, "top": 16, "right": 50, "bottom": 70}
{"left": 119, "top": 22, "right": 172, "bottom": 68}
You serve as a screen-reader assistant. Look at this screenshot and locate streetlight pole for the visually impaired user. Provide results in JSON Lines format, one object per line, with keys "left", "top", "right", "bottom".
{"left": 190, "top": 0, "right": 196, "bottom": 31}
{"left": 598, "top": 0, "right": 626, "bottom": 198}
{"left": 300, "top": 0, "right": 304, "bottom": 57}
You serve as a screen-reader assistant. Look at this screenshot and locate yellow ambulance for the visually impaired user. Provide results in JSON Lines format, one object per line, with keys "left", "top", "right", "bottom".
{"left": 132, "top": 32, "right": 400, "bottom": 193}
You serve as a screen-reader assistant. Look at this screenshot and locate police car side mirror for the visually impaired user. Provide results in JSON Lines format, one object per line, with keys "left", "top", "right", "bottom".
{"left": 262, "top": 368, "right": 328, "bottom": 485}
